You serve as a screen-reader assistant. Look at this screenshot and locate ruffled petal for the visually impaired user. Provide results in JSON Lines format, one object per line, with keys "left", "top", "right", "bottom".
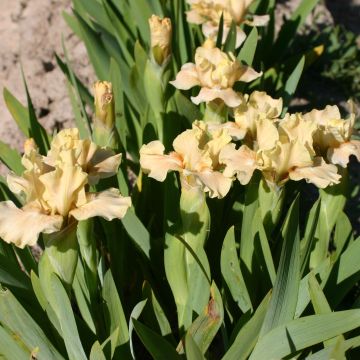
{"left": 7, "top": 173, "right": 30, "bottom": 196}
{"left": 196, "top": 170, "right": 233, "bottom": 199}
{"left": 256, "top": 118, "right": 279, "bottom": 151}
{"left": 186, "top": 9, "right": 205, "bottom": 24}
{"left": 191, "top": 88, "right": 242, "bottom": 107}
{"left": 237, "top": 66, "right": 262, "bottom": 83}
{"left": 202, "top": 22, "right": 221, "bottom": 40}
{"left": 40, "top": 162, "right": 88, "bottom": 216}
{"left": 328, "top": 140, "right": 360, "bottom": 167}
{"left": 0, "top": 201, "right": 62, "bottom": 248}
{"left": 140, "top": 141, "right": 183, "bottom": 182}
{"left": 88, "top": 149, "right": 122, "bottom": 185}
{"left": 208, "top": 121, "right": 247, "bottom": 141}
{"left": 219, "top": 143, "right": 257, "bottom": 185}
{"left": 170, "top": 63, "right": 200, "bottom": 90}
{"left": 70, "top": 189, "right": 131, "bottom": 221}
{"left": 289, "top": 157, "right": 341, "bottom": 188}
{"left": 248, "top": 91, "right": 283, "bottom": 118}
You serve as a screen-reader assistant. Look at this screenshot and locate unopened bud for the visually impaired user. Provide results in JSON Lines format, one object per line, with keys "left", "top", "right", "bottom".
{"left": 24, "top": 138, "right": 37, "bottom": 155}
{"left": 93, "top": 81, "right": 114, "bottom": 130}
{"left": 149, "top": 15, "right": 172, "bottom": 66}
{"left": 93, "top": 81, "right": 118, "bottom": 148}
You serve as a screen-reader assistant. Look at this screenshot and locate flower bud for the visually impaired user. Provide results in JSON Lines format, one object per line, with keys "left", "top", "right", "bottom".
{"left": 93, "top": 81, "right": 114, "bottom": 130}
{"left": 24, "top": 138, "right": 37, "bottom": 155}
{"left": 93, "top": 81, "right": 119, "bottom": 148}
{"left": 149, "top": 15, "right": 172, "bottom": 66}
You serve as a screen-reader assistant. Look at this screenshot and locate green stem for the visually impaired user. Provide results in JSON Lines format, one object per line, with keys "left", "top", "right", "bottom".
{"left": 203, "top": 100, "right": 228, "bottom": 123}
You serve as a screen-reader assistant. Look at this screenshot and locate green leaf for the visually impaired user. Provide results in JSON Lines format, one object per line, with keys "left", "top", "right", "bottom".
{"left": 300, "top": 198, "right": 320, "bottom": 275}
{"left": 77, "top": 220, "right": 97, "bottom": 300}
{"left": 121, "top": 209, "right": 151, "bottom": 259}
{"left": 250, "top": 310, "right": 360, "bottom": 360}
{"left": 143, "top": 284, "right": 172, "bottom": 336}
{"left": 178, "top": 283, "right": 223, "bottom": 355}
{"left": 270, "top": 0, "right": 319, "bottom": 63}
{"left": 306, "top": 335, "right": 360, "bottom": 360}
{"left": 55, "top": 54, "right": 94, "bottom": 110}
{"left": 295, "top": 258, "right": 332, "bottom": 318}
{"left": 0, "top": 253, "right": 31, "bottom": 291}
{"left": 252, "top": 208, "right": 276, "bottom": 285}
{"left": 165, "top": 188, "right": 211, "bottom": 330}
{"left": 41, "top": 223, "right": 79, "bottom": 288}
{"left": 173, "top": 0, "right": 190, "bottom": 65}
{"left": 164, "top": 231, "right": 191, "bottom": 328}
{"left": 0, "top": 325, "right": 29, "bottom": 360}
{"left": 101, "top": 0, "right": 134, "bottom": 66}
{"left": 259, "top": 196, "right": 300, "bottom": 336}
{"left": 109, "top": 58, "right": 128, "bottom": 151}
{"left": 89, "top": 341, "right": 106, "bottom": 360}
{"left": 223, "top": 21, "right": 237, "bottom": 53}
{"left": 332, "top": 211, "right": 352, "bottom": 262}
{"left": 21, "top": 68, "right": 50, "bottom": 154}
{"left": 0, "top": 140, "right": 23, "bottom": 175}
{"left": 310, "top": 180, "right": 347, "bottom": 269}
{"left": 74, "top": 11, "right": 110, "bottom": 80}
{"left": 238, "top": 27, "right": 258, "bottom": 65}
{"left": 223, "top": 292, "right": 271, "bottom": 360}
{"left": 0, "top": 289, "right": 64, "bottom": 360}
{"left": 47, "top": 274, "right": 87, "bottom": 360}
{"left": 173, "top": 91, "right": 202, "bottom": 125}
{"left": 309, "top": 272, "right": 331, "bottom": 314}
{"left": 240, "top": 177, "right": 259, "bottom": 283}
{"left": 3, "top": 87, "right": 30, "bottom": 137}
{"left": 132, "top": 319, "right": 181, "bottom": 360}
{"left": 308, "top": 273, "right": 341, "bottom": 348}
{"left": 72, "top": 261, "right": 96, "bottom": 334}
{"left": 185, "top": 333, "right": 205, "bottom": 360}
{"left": 216, "top": 13, "right": 224, "bottom": 49}
{"left": 102, "top": 270, "right": 129, "bottom": 349}
{"left": 127, "top": 0, "right": 152, "bottom": 44}
{"left": 280, "top": 56, "right": 305, "bottom": 116}
{"left": 62, "top": 36, "right": 92, "bottom": 139}
{"left": 129, "top": 300, "right": 147, "bottom": 359}
{"left": 325, "top": 236, "right": 360, "bottom": 307}
{"left": 73, "top": 0, "right": 113, "bottom": 34}
{"left": 221, "top": 226, "right": 252, "bottom": 313}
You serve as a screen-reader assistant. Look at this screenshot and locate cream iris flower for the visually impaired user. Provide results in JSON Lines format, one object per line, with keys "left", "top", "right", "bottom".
{"left": 0, "top": 129, "right": 131, "bottom": 248}
{"left": 219, "top": 114, "right": 341, "bottom": 189}
{"left": 140, "top": 121, "right": 233, "bottom": 198}
{"left": 186, "top": 0, "right": 269, "bottom": 48}
{"left": 303, "top": 105, "right": 360, "bottom": 167}
{"left": 170, "top": 39, "right": 261, "bottom": 107}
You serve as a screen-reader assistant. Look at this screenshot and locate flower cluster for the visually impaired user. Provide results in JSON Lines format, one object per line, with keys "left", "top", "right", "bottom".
{"left": 0, "top": 129, "right": 131, "bottom": 248}
{"left": 186, "top": 0, "right": 269, "bottom": 47}
{"left": 140, "top": 91, "right": 359, "bottom": 196}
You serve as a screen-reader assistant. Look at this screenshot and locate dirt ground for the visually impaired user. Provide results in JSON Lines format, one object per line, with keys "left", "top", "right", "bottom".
{"left": 0, "top": 0, "right": 95, "bottom": 161}
{"left": 0, "top": 0, "right": 359, "bottom": 165}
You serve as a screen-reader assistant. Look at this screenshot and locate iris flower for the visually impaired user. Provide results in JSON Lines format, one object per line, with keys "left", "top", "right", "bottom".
{"left": 170, "top": 39, "right": 261, "bottom": 107}
{"left": 0, "top": 129, "right": 131, "bottom": 248}
{"left": 140, "top": 121, "right": 233, "bottom": 198}
{"left": 186, "top": 0, "right": 269, "bottom": 48}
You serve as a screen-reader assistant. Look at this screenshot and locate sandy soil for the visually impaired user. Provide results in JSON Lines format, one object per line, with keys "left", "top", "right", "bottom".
{"left": 0, "top": 0, "right": 95, "bottom": 163}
